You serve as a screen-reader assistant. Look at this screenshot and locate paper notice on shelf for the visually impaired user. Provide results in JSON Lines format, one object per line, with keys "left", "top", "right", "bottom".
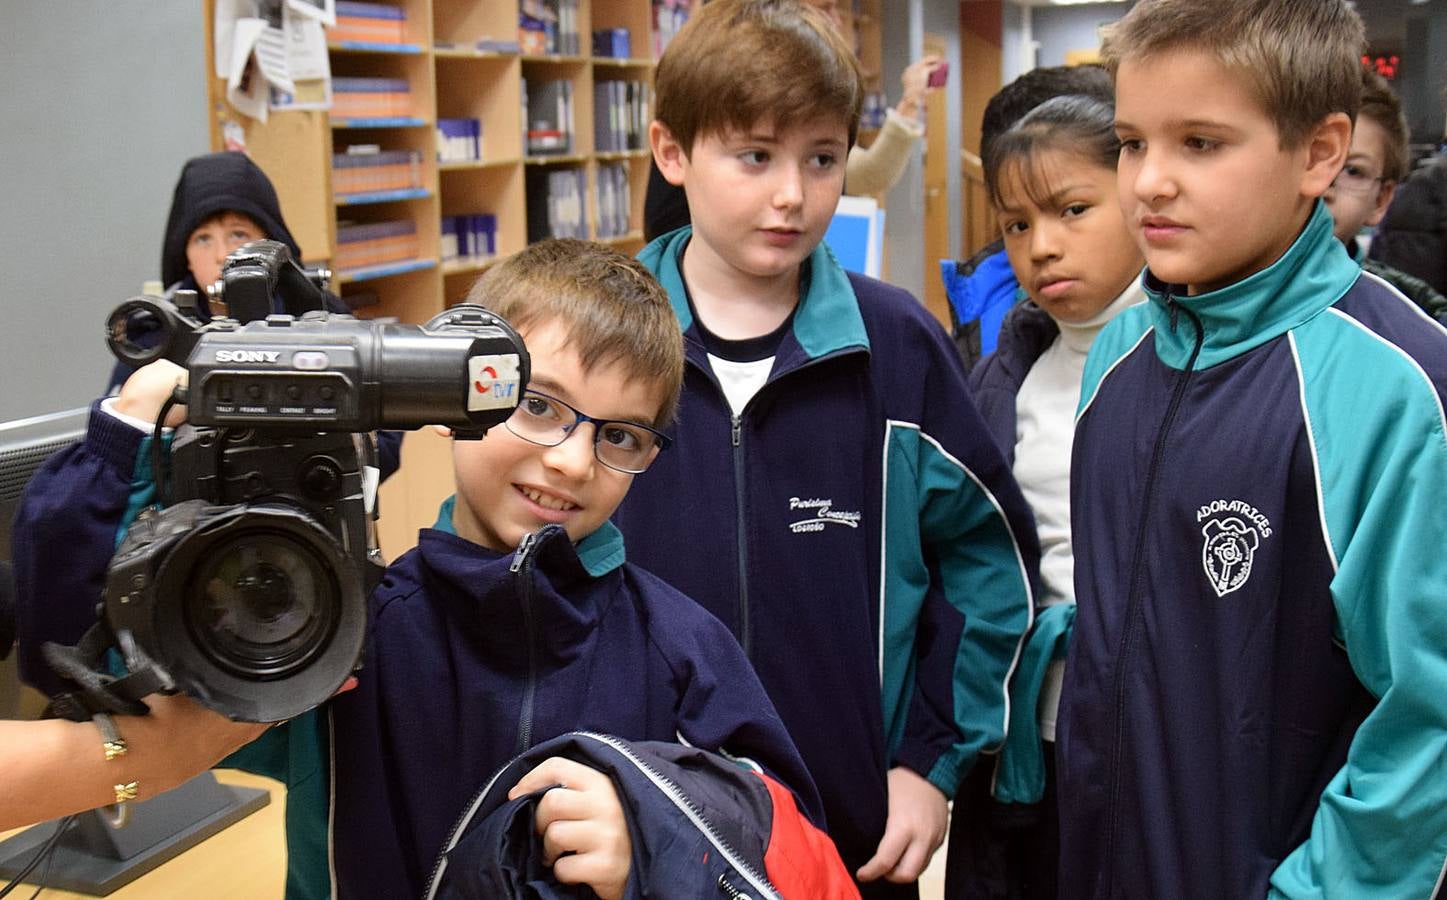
{"left": 269, "top": 7, "right": 331, "bottom": 111}
{"left": 225, "top": 20, "right": 271, "bottom": 123}
{"left": 285, "top": 0, "right": 336, "bottom": 27}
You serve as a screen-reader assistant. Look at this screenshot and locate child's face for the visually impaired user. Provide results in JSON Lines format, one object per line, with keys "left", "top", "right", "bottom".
{"left": 654, "top": 115, "right": 848, "bottom": 288}
{"left": 995, "top": 149, "right": 1144, "bottom": 324}
{"left": 1114, "top": 50, "right": 1324, "bottom": 294}
{"left": 187, "top": 211, "right": 266, "bottom": 291}
{"left": 450, "top": 318, "right": 665, "bottom": 553}
{"left": 1323, "top": 117, "right": 1396, "bottom": 245}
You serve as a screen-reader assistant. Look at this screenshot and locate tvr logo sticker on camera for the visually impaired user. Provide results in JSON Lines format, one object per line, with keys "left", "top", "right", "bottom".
{"left": 468, "top": 355, "right": 522, "bottom": 411}
{"left": 1197, "top": 499, "right": 1272, "bottom": 598}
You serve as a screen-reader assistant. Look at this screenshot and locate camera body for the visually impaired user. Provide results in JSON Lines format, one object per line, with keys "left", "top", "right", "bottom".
{"left": 96, "top": 241, "right": 528, "bottom": 722}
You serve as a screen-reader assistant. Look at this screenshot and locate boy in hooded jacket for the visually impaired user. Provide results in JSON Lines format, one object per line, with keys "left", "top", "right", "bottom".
{"left": 1057, "top": 1, "right": 1447, "bottom": 897}
{"left": 13, "top": 239, "right": 854, "bottom": 899}
{"left": 117, "top": 151, "right": 402, "bottom": 476}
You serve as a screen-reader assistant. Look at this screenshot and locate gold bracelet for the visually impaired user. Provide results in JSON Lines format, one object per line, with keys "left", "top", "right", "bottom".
{"left": 93, "top": 713, "right": 129, "bottom": 761}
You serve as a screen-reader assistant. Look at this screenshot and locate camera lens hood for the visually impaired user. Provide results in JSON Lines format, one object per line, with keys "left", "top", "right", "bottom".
{"left": 107, "top": 500, "right": 367, "bottom": 723}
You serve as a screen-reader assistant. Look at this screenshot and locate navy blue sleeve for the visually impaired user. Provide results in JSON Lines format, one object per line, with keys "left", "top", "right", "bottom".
{"left": 13, "top": 402, "right": 148, "bottom": 697}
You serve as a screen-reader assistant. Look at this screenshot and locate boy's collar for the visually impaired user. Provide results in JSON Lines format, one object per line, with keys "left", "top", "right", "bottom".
{"left": 431, "top": 495, "right": 627, "bottom": 577}
{"left": 638, "top": 226, "right": 870, "bottom": 359}
{"left": 1140, "top": 200, "right": 1360, "bottom": 370}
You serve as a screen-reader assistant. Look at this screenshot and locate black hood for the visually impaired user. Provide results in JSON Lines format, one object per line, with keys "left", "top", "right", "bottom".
{"left": 160, "top": 152, "right": 300, "bottom": 288}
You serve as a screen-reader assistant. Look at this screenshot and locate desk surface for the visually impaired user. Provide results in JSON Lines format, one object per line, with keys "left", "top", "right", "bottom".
{"left": 0, "top": 770, "right": 286, "bottom": 899}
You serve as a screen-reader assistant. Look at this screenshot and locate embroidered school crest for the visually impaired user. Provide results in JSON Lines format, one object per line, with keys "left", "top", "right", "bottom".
{"left": 1196, "top": 500, "right": 1273, "bottom": 597}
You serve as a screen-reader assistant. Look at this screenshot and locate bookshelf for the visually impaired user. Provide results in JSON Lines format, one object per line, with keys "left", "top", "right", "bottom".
{"left": 203, "top": 0, "right": 661, "bottom": 323}
{"left": 202, "top": 0, "right": 663, "bottom": 556}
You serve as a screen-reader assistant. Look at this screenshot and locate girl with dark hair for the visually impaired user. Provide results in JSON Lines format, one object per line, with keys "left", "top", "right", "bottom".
{"left": 948, "top": 95, "right": 1145, "bottom": 900}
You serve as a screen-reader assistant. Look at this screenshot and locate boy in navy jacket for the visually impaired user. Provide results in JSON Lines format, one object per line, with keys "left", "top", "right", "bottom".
{"left": 612, "top": 2, "right": 1039, "bottom": 895}
{"left": 13, "top": 240, "right": 852, "bottom": 899}
{"left": 1057, "top": 1, "right": 1447, "bottom": 897}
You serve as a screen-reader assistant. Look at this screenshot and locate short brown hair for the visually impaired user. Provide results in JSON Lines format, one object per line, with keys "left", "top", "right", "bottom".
{"left": 1358, "top": 68, "right": 1410, "bottom": 184}
{"left": 654, "top": 0, "right": 864, "bottom": 153}
{"left": 465, "top": 239, "right": 684, "bottom": 427}
{"left": 1101, "top": 0, "right": 1366, "bottom": 148}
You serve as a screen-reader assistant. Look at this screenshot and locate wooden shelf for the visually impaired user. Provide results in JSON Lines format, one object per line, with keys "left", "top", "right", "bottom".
{"left": 335, "top": 188, "right": 432, "bottom": 206}
{"left": 524, "top": 153, "right": 590, "bottom": 166}
{"left": 439, "top": 157, "right": 522, "bottom": 171}
{"left": 208, "top": 0, "right": 661, "bottom": 326}
{"left": 335, "top": 257, "right": 439, "bottom": 284}
{"left": 441, "top": 256, "right": 497, "bottom": 276}
{"left": 328, "top": 41, "right": 426, "bottom": 55}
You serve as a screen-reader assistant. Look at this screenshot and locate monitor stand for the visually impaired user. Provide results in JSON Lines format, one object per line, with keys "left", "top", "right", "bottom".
{"left": 0, "top": 772, "right": 268, "bottom": 895}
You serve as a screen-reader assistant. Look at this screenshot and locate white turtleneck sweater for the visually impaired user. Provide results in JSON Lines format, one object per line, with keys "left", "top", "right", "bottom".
{"left": 1014, "top": 281, "right": 1145, "bottom": 740}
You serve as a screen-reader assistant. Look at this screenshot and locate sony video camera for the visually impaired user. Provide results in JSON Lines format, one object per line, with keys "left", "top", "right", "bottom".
{"left": 90, "top": 240, "right": 528, "bottom": 722}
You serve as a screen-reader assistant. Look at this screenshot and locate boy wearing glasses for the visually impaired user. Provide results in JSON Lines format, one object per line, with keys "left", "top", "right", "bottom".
{"left": 1322, "top": 68, "right": 1447, "bottom": 320}
{"left": 13, "top": 239, "right": 850, "bottom": 899}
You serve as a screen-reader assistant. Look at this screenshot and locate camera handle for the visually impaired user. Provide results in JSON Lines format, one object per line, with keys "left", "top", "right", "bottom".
{"left": 41, "top": 622, "right": 174, "bottom": 724}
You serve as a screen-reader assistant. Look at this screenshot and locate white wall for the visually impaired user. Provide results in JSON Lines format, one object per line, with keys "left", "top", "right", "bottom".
{"left": 1030, "top": 1, "right": 1129, "bottom": 68}
{"left": 0, "top": 3, "right": 210, "bottom": 422}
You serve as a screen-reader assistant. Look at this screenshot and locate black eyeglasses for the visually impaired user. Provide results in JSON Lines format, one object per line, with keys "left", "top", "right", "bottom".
{"left": 1331, "top": 163, "right": 1385, "bottom": 195}
{"left": 504, "top": 389, "right": 671, "bottom": 474}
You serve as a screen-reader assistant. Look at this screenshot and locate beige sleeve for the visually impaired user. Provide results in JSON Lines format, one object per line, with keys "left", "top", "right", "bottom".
{"left": 844, "top": 108, "right": 925, "bottom": 197}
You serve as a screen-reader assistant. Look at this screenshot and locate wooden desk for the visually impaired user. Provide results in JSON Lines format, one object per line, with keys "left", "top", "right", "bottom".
{"left": 0, "top": 770, "right": 286, "bottom": 899}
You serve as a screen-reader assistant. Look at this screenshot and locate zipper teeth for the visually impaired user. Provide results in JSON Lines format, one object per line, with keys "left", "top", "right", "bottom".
{"left": 423, "top": 755, "right": 519, "bottom": 900}
{"left": 573, "top": 731, "right": 781, "bottom": 900}
{"left": 731, "top": 414, "right": 750, "bottom": 656}
{"left": 423, "top": 731, "right": 783, "bottom": 900}
{"left": 717, "top": 871, "right": 750, "bottom": 898}
{"left": 515, "top": 531, "right": 542, "bottom": 755}
{"left": 1103, "top": 297, "right": 1204, "bottom": 894}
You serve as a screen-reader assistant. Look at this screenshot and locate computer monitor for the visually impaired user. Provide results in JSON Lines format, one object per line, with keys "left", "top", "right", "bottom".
{"left": 0, "top": 406, "right": 90, "bottom": 564}
{"left": 0, "top": 405, "right": 270, "bottom": 894}
{"left": 0, "top": 407, "right": 88, "bottom": 715}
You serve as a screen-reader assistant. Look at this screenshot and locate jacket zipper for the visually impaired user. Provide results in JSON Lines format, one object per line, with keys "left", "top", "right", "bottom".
{"left": 731, "top": 414, "right": 751, "bottom": 655}
{"left": 1102, "top": 295, "right": 1204, "bottom": 896}
{"left": 574, "top": 732, "right": 782, "bottom": 899}
{"left": 686, "top": 346, "right": 862, "bottom": 660}
{"left": 422, "top": 753, "right": 523, "bottom": 900}
{"left": 422, "top": 731, "right": 783, "bottom": 900}
{"left": 510, "top": 530, "right": 541, "bottom": 756}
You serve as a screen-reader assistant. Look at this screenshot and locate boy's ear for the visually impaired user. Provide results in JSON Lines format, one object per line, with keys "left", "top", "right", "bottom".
{"left": 1366, "top": 181, "right": 1398, "bottom": 228}
{"left": 651, "top": 121, "right": 688, "bottom": 187}
{"left": 1300, "top": 112, "right": 1353, "bottom": 198}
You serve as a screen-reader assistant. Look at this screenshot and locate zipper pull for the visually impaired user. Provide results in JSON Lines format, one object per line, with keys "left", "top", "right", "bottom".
{"left": 510, "top": 531, "right": 538, "bottom": 573}
{"left": 731, "top": 415, "right": 741, "bottom": 448}
{"left": 1166, "top": 294, "right": 1180, "bottom": 332}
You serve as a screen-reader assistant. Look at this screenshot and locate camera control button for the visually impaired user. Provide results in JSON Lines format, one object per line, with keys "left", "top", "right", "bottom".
{"left": 319, "top": 385, "right": 336, "bottom": 401}
{"left": 287, "top": 385, "right": 303, "bottom": 401}
{"left": 293, "top": 351, "right": 328, "bottom": 370}
{"left": 247, "top": 384, "right": 264, "bottom": 400}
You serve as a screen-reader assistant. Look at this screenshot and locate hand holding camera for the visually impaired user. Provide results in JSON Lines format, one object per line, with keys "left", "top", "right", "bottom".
{"left": 47, "top": 241, "right": 529, "bottom": 725}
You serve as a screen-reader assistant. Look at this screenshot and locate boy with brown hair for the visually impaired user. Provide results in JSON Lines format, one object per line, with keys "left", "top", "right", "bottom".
{"left": 14, "top": 239, "right": 853, "bottom": 899}
{"left": 1324, "top": 67, "right": 1447, "bottom": 319}
{"left": 613, "top": 2, "right": 1039, "bottom": 896}
{"left": 1058, "top": 1, "right": 1447, "bottom": 897}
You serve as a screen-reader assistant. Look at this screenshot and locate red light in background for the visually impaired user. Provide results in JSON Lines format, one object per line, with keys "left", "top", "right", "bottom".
{"left": 1362, "top": 54, "right": 1399, "bottom": 80}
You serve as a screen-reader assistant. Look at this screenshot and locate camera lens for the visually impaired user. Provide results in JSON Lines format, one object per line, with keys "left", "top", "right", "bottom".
{"left": 184, "top": 531, "right": 340, "bottom": 681}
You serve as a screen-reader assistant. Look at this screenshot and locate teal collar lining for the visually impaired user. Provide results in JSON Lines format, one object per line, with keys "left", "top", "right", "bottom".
{"left": 431, "top": 495, "right": 626, "bottom": 577}
{"left": 1142, "top": 201, "right": 1360, "bottom": 370}
{"left": 638, "top": 226, "right": 870, "bottom": 359}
